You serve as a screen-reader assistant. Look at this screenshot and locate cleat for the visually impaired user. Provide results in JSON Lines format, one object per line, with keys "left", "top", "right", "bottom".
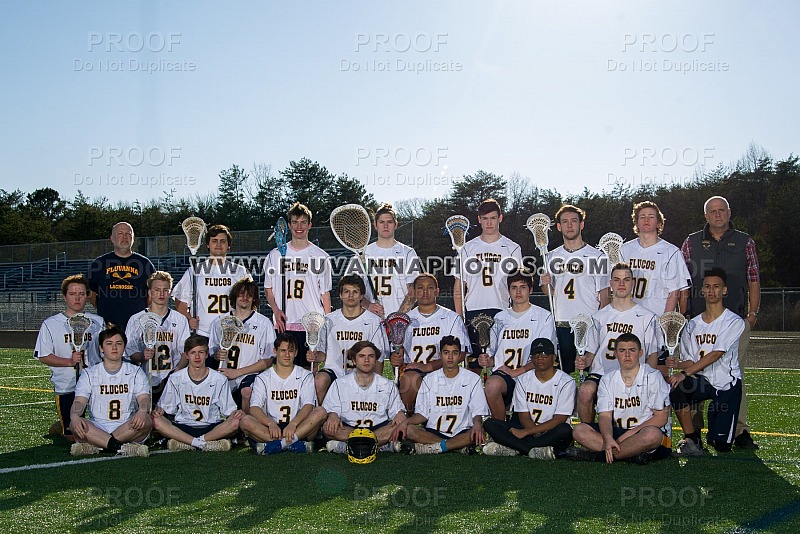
{"left": 460, "top": 444, "right": 478, "bottom": 455}
{"left": 378, "top": 441, "right": 401, "bottom": 453}
{"left": 49, "top": 420, "right": 64, "bottom": 436}
{"left": 258, "top": 440, "right": 283, "bottom": 455}
{"left": 400, "top": 440, "right": 415, "bottom": 455}
{"left": 287, "top": 440, "right": 313, "bottom": 453}
{"left": 734, "top": 430, "right": 759, "bottom": 450}
{"left": 414, "top": 443, "right": 442, "bottom": 455}
{"left": 563, "top": 446, "right": 600, "bottom": 462}
{"left": 203, "top": 439, "right": 232, "bottom": 452}
{"left": 167, "top": 439, "right": 194, "bottom": 452}
{"left": 673, "top": 439, "right": 704, "bottom": 457}
{"left": 70, "top": 442, "right": 101, "bottom": 456}
{"left": 628, "top": 452, "right": 651, "bottom": 465}
{"left": 326, "top": 440, "right": 347, "bottom": 454}
{"left": 528, "top": 446, "right": 555, "bottom": 460}
{"left": 483, "top": 442, "right": 519, "bottom": 457}
{"left": 119, "top": 443, "right": 150, "bottom": 457}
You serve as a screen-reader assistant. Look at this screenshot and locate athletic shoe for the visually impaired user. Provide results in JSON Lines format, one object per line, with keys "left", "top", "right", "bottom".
{"left": 378, "top": 441, "right": 402, "bottom": 453}
{"left": 257, "top": 440, "right": 283, "bottom": 455}
{"left": 70, "top": 442, "right": 101, "bottom": 456}
{"left": 326, "top": 440, "right": 347, "bottom": 454}
{"left": 562, "top": 446, "right": 600, "bottom": 462}
{"left": 673, "top": 439, "right": 704, "bottom": 457}
{"left": 167, "top": 439, "right": 194, "bottom": 452}
{"left": 119, "top": 443, "right": 150, "bottom": 457}
{"left": 628, "top": 452, "right": 651, "bottom": 465}
{"left": 528, "top": 446, "right": 555, "bottom": 460}
{"left": 483, "top": 442, "right": 519, "bottom": 457}
{"left": 414, "top": 443, "right": 442, "bottom": 454}
{"left": 709, "top": 439, "right": 733, "bottom": 453}
{"left": 399, "top": 440, "right": 415, "bottom": 455}
{"left": 287, "top": 440, "right": 313, "bottom": 453}
{"left": 204, "top": 439, "right": 232, "bottom": 452}
{"left": 734, "top": 430, "right": 759, "bottom": 450}
{"left": 459, "top": 445, "right": 478, "bottom": 455}
{"left": 49, "top": 420, "right": 63, "bottom": 436}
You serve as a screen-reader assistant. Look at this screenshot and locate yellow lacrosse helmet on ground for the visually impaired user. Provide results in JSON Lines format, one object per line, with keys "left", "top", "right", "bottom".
{"left": 347, "top": 428, "right": 378, "bottom": 464}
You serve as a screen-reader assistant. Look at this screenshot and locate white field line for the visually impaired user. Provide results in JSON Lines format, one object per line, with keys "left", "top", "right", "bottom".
{"left": 0, "top": 450, "right": 172, "bottom": 474}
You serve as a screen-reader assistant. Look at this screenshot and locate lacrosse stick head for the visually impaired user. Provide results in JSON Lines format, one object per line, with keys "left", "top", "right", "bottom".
{"left": 384, "top": 312, "right": 411, "bottom": 352}
{"left": 659, "top": 311, "right": 687, "bottom": 357}
{"left": 469, "top": 314, "right": 495, "bottom": 350}
{"left": 181, "top": 216, "right": 207, "bottom": 256}
{"left": 568, "top": 313, "right": 593, "bottom": 356}
{"left": 445, "top": 215, "right": 469, "bottom": 251}
{"left": 66, "top": 314, "right": 92, "bottom": 352}
{"left": 273, "top": 217, "right": 288, "bottom": 256}
{"left": 597, "top": 232, "right": 624, "bottom": 268}
{"left": 139, "top": 312, "right": 161, "bottom": 350}
{"left": 330, "top": 204, "right": 371, "bottom": 255}
{"left": 219, "top": 315, "right": 244, "bottom": 351}
{"left": 525, "top": 213, "right": 552, "bottom": 254}
{"left": 301, "top": 312, "right": 326, "bottom": 351}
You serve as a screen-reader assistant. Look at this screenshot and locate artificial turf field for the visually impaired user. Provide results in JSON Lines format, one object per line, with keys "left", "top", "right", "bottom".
{"left": 0, "top": 344, "right": 798, "bottom": 533}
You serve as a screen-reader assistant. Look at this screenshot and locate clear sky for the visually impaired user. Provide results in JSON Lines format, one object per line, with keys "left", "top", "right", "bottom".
{"left": 1, "top": 1, "right": 797, "bottom": 206}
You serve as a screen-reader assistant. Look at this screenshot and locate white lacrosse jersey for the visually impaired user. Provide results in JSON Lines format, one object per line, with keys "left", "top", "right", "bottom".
{"left": 208, "top": 311, "right": 276, "bottom": 390}
{"left": 317, "top": 309, "right": 389, "bottom": 378}
{"left": 416, "top": 367, "right": 489, "bottom": 437}
{"left": 620, "top": 238, "right": 692, "bottom": 314}
{"left": 362, "top": 241, "right": 423, "bottom": 315}
{"left": 125, "top": 309, "right": 191, "bottom": 387}
{"left": 34, "top": 312, "right": 105, "bottom": 395}
{"left": 173, "top": 259, "right": 251, "bottom": 336}
{"left": 263, "top": 243, "right": 332, "bottom": 325}
{"left": 488, "top": 305, "right": 557, "bottom": 371}
{"left": 512, "top": 369, "right": 576, "bottom": 422}
{"left": 455, "top": 235, "right": 523, "bottom": 311}
{"left": 158, "top": 367, "right": 237, "bottom": 427}
{"left": 597, "top": 364, "right": 671, "bottom": 436}
{"left": 545, "top": 244, "right": 610, "bottom": 322}
{"left": 588, "top": 304, "right": 662, "bottom": 376}
{"left": 679, "top": 309, "right": 744, "bottom": 391}
{"left": 75, "top": 361, "right": 149, "bottom": 434}
{"left": 402, "top": 306, "right": 471, "bottom": 364}
{"left": 322, "top": 372, "right": 404, "bottom": 428}
{"left": 249, "top": 366, "right": 316, "bottom": 423}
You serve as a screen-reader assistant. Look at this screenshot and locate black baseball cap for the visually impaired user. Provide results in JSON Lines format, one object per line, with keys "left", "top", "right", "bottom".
{"left": 529, "top": 338, "right": 556, "bottom": 356}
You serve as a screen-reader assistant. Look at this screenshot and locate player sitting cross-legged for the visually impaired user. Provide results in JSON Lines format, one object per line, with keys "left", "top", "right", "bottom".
{"left": 239, "top": 334, "right": 325, "bottom": 455}
{"left": 483, "top": 338, "right": 575, "bottom": 459}
{"left": 151, "top": 334, "right": 243, "bottom": 452}
{"left": 314, "top": 341, "right": 407, "bottom": 455}
{"left": 392, "top": 336, "right": 489, "bottom": 454}
{"left": 69, "top": 326, "right": 151, "bottom": 457}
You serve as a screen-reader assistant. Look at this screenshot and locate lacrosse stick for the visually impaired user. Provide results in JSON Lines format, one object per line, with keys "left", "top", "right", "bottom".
{"left": 182, "top": 216, "right": 207, "bottom": 334}
{"left": 218, "top": 315, "right": 244, "bottom": 370}
{"left": 385, "top": 312, "right": 411, "bottom": 382}
{"left": 569, "top": 313, "right": 593, "bottom": 383}
{"left": 302, "top": 311, "right": 326, "bottom": 375}
{"left": 470, "top": 314, "right": 494, "bottom": 383}
{"left": 445, "top": 214, "right": 469, "bottom": 314}
{"left": 597, "top": 232, "right": 624, "bottom": 272}
{"left": 138, "top": 312, "right": 161, "bottom": 412}
{"left": 330, "top": 204, "right": 379, "bottom": 303}
{"left": 66, "top": 314, "right": 92, "bottom": 379}
{"left": 272, "top": 217, "right": 289, "bottom": 324}
{"left": 659, "top": 311, "right": 688, "bottom": 376}
{"left": 526, "top": 213, "right": 561, "bottom": 368}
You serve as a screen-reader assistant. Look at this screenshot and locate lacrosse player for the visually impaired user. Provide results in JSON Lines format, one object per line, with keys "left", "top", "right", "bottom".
{"left": 208, "top": 279, "right": 275, "bottom": 413}
{"left": 453, "top": 199, "right": 523, "bottom": 370}
{"left": 539, "top": 205, "right": 611, "bottom": 374}
{"left": 669, "top": 268, "right": 746, "bottom": 455}
{"left": 483, "top": 338, "right": 575, "bottom": 459}
{"left": 316, "top": 341, "right": 407, "bottom": 454}
{"left": 173, "top": 224, "right": 251, "bottom": 336}
{"left": 87, "top": 221, "right": 155, "bottom": 330}
{"left": 152, "top": 334, "right": 243, "bottom": 452}
{"left": 264, "top": 202, "right": 332, "bottom": 368}
{"left": 361, "top": 203, "right": 422, "bottom": 317}
{"left": 576, "top": 263, "right": 663, "bottom": 423}
{"left": 620, "top": 201, "right": 691, "bottom": 313}
{"left": 392, "top": 336, "right": 489, "bottom": 454}
{"left": 311, "top": 275, "right": 389, "bottom": 404}
{"left": 69, "top": 326, "right": 151, "bottom": 457}
{"left": 125, "top": 271, "right": 190, "bottom": 404}
{"left": 240, "top": 334, "right": 324, "bottom": 454}
{"left": 389, "top": 274, "right": 471, "bottom": 413}
{"left": 480, "top": 269, "right": 557, "bottom": 420}
{"left": 35, "top": 274, "right": 104, "bottom": 438}
{"left": 569, "top": 333, "right": 671, "bottom": 464}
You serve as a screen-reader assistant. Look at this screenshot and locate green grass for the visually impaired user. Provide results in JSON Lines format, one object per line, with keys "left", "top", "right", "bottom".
{"left": 1, "top": 347, "right": 799, "bottom": 533}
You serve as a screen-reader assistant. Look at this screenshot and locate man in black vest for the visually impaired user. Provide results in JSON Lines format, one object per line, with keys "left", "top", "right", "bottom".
{"left": 679, "top": 196, "right": 760, "bottom": 449}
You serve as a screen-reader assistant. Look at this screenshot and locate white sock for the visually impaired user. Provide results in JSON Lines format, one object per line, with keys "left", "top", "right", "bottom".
{"left": 191, "top": 437, "right": 206, "bottom": 450}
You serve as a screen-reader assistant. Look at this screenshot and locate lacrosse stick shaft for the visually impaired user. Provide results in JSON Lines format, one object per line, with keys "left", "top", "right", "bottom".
{"left": 190, "top": 256, "right": 198, "bottom": 334}
{"left": 540, "top": 250, "right": 562, "bottom": 371}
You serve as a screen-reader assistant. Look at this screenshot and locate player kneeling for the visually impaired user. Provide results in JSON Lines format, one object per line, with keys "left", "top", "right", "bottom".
{"left": 393, "top": 336, "right": 489, "bottom": 454}
{"left": 240, "top": 334, "right": 325, "bottom": 454}
{"left": 152, "top": 334, "right": 243, "bottom": 452}
{"left": 315, "top": 341, "right": 407, "bottom": 455}
{"left": 69, "top": 326, "right": 151, "bottom": 457}
{"left": 483, "top": 338, "right": 575, "bottom": 459}
{"left": 569, "top": 333, "right": 671, "bottom": 464}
